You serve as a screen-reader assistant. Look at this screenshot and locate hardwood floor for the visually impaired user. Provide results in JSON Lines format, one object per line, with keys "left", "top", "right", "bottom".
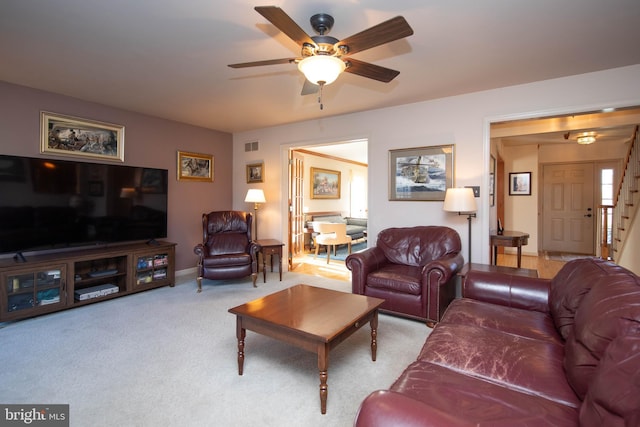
{"left": 291, "top": 252, "right": 569, "bottom": 281}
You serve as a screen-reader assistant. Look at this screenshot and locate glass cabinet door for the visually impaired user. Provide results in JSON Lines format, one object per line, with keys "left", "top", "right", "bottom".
{"left": 4, "top": 267, "right": 65, "bottom": 315}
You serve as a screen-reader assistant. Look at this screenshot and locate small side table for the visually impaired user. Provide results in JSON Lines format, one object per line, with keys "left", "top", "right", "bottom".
{"left": 256, "top": 239, "right": 284, "bottom": 283}
{"left": 490, "top": 230, "right": 530, "bottom": 268}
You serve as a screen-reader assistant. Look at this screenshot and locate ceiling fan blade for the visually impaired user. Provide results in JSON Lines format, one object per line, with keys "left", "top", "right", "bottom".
{"left": 301, "top": 79, "right": 319, "bottom": 96}
{"left": 255, "top": 6, "right": 316, "bottom": 47}
{"left": 336, "top": 16, "right": 413, "bottom": 56}
{"left": 344, "top": 58, "right": 400, "bottom": 83}
{"left": 228, "top": 58, "right": 297, "bottom": 68}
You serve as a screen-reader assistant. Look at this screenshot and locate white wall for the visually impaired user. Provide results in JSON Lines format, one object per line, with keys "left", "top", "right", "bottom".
{"left": 233, "top": 65, "right": 640, "bottom": 269}
{"left": 503, "top": 144, "right": 539, "bottom": 256}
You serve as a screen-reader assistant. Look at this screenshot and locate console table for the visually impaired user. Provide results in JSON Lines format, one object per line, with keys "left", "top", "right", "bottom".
{"left": 256, "top": 239, "right": 284, "bottom": 283}
{"left": 0, "top": 241, "right": 176, "bottom": 322}
{"left": 490, "top": 230, "right": 529, "bottom": 268}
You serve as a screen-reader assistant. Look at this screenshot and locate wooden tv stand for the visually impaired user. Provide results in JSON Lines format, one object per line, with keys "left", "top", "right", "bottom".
{"left": 0, "top": 241, "right": 176, "bottom": 322}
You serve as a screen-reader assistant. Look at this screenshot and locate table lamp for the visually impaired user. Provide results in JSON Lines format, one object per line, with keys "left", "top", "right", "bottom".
{"left": 443, "top": 187, "right": 477, "bottom": 263}
{"left": 244, "top": 189, "right": 266, "bottom": 240}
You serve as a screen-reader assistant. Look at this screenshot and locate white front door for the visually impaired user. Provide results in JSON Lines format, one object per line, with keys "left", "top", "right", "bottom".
{"left": 542, "top": 163, "right": 595, "bottom": 254}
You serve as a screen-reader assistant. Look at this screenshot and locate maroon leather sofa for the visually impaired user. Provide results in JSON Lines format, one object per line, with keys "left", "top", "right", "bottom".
{"left": 346, "top": 226, "right": 464, "bottom": 326}
{"left": 355, "top": 258, "right": 640, "bottom": 426}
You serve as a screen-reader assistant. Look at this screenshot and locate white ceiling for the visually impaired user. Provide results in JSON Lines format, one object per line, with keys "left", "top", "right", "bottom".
{"left": 1, "top": 0, "right": 640, "bottom": 135}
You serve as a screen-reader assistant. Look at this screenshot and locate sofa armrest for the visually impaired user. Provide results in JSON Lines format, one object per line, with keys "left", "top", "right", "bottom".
{"left": 193, "top": 244, "right": 205, "bottom": 258}
{"left": 422, "top": 252, "right": 464, "bottom": 285}
{"left": 355, "top": 390, "right": 475, "bottom": 427}
{"left": 463, "top": 270, "right": 551, "bottom": 313}
{"left": 345, "top": 247, "right": 388, "bottom": 294}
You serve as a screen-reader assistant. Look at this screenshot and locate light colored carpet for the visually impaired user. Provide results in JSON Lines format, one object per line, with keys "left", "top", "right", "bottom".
{"left": 0, "top": 271, "right": 430, "bottom": 427}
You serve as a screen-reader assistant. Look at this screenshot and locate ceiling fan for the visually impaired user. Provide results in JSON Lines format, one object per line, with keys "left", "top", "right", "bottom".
{"left": 228, "top": 6, "right": 414, "bottom": 108}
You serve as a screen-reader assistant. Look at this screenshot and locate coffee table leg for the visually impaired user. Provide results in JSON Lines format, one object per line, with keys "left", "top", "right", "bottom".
{"left": 236, "top": 317, "right": 246, "bottom": 375}
{"left": 318, "top": 344, "right": 329, "bottom": 414}
{"left": 370, "top": 310, "right": 379, "bottom": 361}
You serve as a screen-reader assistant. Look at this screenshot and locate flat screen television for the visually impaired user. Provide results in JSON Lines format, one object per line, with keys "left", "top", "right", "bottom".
{"left": 0, "top": 154, "right": 168, "bottom": 257}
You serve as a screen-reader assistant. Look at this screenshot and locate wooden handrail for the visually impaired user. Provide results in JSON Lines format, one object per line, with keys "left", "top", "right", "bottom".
{"left": 614, "top": 125, "right": 638, "bottom": 206}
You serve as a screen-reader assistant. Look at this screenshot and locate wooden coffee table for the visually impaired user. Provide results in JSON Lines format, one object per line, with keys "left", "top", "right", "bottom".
{"left": 228, "top": 284, "right": 385, "bottom": 414}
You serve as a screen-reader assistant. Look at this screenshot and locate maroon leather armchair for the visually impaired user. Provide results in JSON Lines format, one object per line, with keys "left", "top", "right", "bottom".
{"left": 193, "top": 211, "right": 260, "bottom": 292}
{"left": 346, "top": 226, "right": 464, "bottom": 326}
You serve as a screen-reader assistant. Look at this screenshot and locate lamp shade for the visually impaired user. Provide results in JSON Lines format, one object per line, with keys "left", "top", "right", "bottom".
{"left": 443, "top": 188, "right": 477, "bottom": 213}
{"left": 298, "top": 55, "right": 345, "bottom": 86}
{"left": 244, "top": 189, "right": 266, "bottom": 204}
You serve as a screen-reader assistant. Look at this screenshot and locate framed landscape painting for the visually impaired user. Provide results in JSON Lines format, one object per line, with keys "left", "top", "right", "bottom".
{"left": 389, "top": 144, "right": 454, "bottom": 201}
{"left": 311, "top": 167, "right": 340, "bottom": 199}
{"left": 177, "top": 151, "right": 214, "bottom": 182}
{"left": 40, "top": 111, "right": 125, "bottom": 162}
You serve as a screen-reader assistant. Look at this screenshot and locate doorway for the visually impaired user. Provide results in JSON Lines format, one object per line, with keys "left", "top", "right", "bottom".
{"left": 286, "top": 140, "right": 368, "bottom": 271}
{"left": 490, "top": 106, "right": 639, "bottom": 258}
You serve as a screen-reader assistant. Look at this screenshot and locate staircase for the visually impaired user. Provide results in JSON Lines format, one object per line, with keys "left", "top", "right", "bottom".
{"left": 609, "top": 126, "right": 639, "bottom": 260}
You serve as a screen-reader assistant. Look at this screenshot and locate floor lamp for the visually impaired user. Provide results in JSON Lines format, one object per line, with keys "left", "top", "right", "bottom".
{"left": 443, "top": 188, "right": 477, "bottom": 264}
{"left": 244, "top": 189, "right": 266, "bottom": 240}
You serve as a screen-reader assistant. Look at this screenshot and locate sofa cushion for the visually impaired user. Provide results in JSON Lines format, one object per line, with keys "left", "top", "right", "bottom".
{"left": 367, "top": 264, "right": 423, "bottom": 295}
{"left": 346, "top": 217, "right": 367, "bottom": 227}
{"left": 377, "top": 226, "right": 460, "bottom": 267}
{"left": 442, "top": 298, "right": 563, "bottom": 345}
{"left": 579, "top": 334, "right": 640, "bottom": 427}
{"left": 206, "top": 233, "right": 248, "bottom": 256}
{"left": 312, "top": 215, "right": 345, "bottom": 224}
{"left": 418, "top": 323, "right": 579, "bottom": 407}
{"left": 563, "top": 272, "right": 640, "bottom": 399}
{"left": 549, "top": 257, "right": 630, "bottom": 339}
{"left": 390, "top": 361, "right": 579, "bottom": 426}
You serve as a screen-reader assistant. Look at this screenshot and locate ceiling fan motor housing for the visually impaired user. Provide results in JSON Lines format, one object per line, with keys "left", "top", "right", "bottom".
{"left": 310, "top": 13, "right": 334, "bottom": 35}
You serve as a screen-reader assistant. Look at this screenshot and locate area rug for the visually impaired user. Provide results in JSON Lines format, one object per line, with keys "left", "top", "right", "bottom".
{"left": 308, "top": 241, "right": 368, "bottom": 261}
{"left": 0, "top": 271, "right": 430, "bottom": 427}
{"left": 544, "top": 251, "right": 594, "bottom": 262}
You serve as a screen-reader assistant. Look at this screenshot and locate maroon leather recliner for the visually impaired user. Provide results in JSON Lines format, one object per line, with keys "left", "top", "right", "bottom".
{"left": 346, "top": 226, "right": 464, "bottom": 326}
{"left": 193, "top": 211, "right": 260, "bottom": 292}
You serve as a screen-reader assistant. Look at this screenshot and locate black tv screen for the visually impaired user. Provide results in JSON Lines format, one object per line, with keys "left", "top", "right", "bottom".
{"left": 0, "top": 154, "right": 168, "bottom": 255}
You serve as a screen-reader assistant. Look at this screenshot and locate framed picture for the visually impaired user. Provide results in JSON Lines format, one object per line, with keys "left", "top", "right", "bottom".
{"left": 509, "top": 171, "right": 531, "bottom": 195}
{"left": 246, "top": 162, "right": 264, "bottom": 183}
{"left": 177, "top": 151, "right": 214, "bottom": 182}
{"left": 490, "top": 155, "right": 496, "bottom": 206}
{"left": 40, "top": 111, "right": 124, "bottom": 162}
{"left": 311, "top": 167, "right": 341, "bottom": 199}
{"left": 388, "top": 144, "right": 454, "bottom": 201}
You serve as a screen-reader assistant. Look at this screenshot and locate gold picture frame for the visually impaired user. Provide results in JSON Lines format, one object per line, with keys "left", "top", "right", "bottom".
{"left": 311, "top": 167, "right": 341, "bottom": 199}
{"left": 40, "top": 111, "right": 125, "bottom": 162}
{"left": 177, "top": 151, "right": 214, "bottom": 182}
{"left": 246, "top": 162, "right": 264, "bottom": 183}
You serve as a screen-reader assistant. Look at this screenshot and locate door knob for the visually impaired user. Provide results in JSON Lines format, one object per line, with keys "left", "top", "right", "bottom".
{"left": 584, "top": 213, "right": 592, "bottom": 217}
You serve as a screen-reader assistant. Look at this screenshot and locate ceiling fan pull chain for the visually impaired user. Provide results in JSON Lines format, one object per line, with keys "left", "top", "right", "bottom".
{"left": 318, "top": 81, "right": 325, "bottom": 110}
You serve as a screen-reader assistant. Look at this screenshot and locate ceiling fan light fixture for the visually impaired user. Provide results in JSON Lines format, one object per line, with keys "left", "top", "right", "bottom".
{"left": 298, "top": 55, "right": 345, "bottom": 86}
{"left": 577, "top": 136, "right": 596, "bottom": 145}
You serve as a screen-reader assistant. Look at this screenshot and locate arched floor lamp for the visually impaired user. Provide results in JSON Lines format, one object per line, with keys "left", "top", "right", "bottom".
{"left": 244, "top": 189, "right": 266, "bottom": 240}
{"left": 443, "top": 187, "right": 477, "bottom": 264}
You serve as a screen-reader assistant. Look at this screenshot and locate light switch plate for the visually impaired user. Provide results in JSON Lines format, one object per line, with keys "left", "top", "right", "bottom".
{"left": 465, "top": 186, "right": 480, "bottom": 197}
